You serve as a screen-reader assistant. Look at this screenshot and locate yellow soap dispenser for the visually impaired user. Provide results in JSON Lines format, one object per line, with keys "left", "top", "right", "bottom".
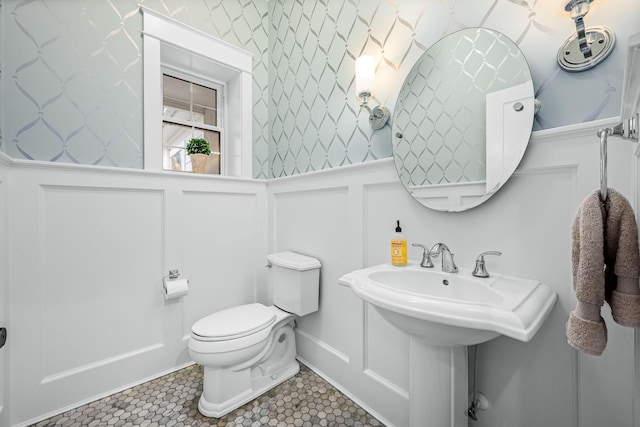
{"left": 391, "top": 220, "right": 407, "bottom": 266}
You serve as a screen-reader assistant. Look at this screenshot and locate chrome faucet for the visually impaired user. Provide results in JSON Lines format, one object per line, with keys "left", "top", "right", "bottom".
{"left": 411, "top": 243, "right": 434, "bottom": 268}
{"left": 430, "top": 243, "right": 458, "bottom": 273}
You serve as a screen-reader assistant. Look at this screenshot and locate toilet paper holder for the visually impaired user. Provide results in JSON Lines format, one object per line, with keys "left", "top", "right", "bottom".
{"left": 163, "top": 269, "right": 189, "bottom": 300}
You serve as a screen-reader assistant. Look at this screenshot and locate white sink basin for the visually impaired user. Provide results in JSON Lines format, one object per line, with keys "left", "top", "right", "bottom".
{"left": 339, "top": 262, "right": 557, "bottom": 346}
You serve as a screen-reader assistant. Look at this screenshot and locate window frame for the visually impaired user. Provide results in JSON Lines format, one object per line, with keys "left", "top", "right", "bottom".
{"left": 141, "top": 7, "right": 253, "bottom": 177}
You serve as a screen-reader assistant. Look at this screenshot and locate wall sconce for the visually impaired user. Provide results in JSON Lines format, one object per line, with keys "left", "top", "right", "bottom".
{"left": 557, "top": 0, "right": 615, "bottom": 72}
{"left": 356, "top": 56, "right": 390, "bottom": 130}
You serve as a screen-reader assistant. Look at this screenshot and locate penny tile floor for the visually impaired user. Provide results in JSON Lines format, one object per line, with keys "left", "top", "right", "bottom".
{"left": 31, "top": 363, "right": 385, "bottom": 427}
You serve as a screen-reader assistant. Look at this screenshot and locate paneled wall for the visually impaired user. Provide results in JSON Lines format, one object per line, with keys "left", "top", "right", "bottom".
{"left": 269, "top": 119, "right": 638, "bottom": 427}
{"left": 1, "top": 120, "right": 638, "bottom": 427}
{"left": 4, "top": 159, "right": 267, "bottom": 426}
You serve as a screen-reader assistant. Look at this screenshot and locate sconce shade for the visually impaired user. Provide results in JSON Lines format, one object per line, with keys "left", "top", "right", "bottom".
{"left": 356, "top": 56, "right": 375, "bottom": 99}
{"left": 564, "top": 0, "right": 591, "bottom": 17}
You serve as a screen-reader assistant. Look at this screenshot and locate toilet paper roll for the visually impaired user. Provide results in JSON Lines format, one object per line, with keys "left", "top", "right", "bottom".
{"left": 164, "top": 277, "right": 189, "bottom": 300}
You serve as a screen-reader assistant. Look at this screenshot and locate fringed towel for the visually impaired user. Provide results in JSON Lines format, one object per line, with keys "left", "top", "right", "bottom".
{"left": 567, "top": 188, "right": 640, "bottom": 356}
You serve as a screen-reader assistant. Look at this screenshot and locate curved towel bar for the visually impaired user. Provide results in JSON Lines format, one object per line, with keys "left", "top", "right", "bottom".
{"left": 596, "top": 113, "right": 639, "bottom": 202}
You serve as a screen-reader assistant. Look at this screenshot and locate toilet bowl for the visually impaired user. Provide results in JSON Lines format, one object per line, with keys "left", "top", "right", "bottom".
{"left": 189, "top": 303, "right": 299, "bottom": 417}
{"left": 188, "top": 251, "right": 321, "bottom": 418}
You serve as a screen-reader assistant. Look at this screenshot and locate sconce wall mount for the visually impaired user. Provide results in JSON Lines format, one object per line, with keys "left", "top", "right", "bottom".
{"left": 359, "top": 95, "right": 390, "bottom": 130}
{"left": 557, "top": 0, "right": 615, "bottom": 72}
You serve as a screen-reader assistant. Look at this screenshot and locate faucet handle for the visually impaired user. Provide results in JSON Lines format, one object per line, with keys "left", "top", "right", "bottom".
{"left": 411, "top": 243, "right": 434, "bottom": 268}
{"left": 472, "top": 251, "right": 502, "bottom": 278}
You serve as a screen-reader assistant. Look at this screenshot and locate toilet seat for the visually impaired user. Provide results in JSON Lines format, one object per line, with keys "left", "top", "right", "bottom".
{"left": 192, "top": 303, "right": 276, "bottom": 342}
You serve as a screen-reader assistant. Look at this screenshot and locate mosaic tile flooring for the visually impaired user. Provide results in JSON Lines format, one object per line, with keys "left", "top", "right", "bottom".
{"left": 31, "top": 363, "right": 384, "bottom": 427}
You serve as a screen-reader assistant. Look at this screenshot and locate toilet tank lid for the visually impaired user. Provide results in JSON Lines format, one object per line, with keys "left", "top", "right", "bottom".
{"left": 267, "top": 251, "right": 321, "bottom": 271}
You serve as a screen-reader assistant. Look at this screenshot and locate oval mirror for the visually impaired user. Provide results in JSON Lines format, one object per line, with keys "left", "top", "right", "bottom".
{"left": 392, "top": 28, "right": 535, "bottom": 212}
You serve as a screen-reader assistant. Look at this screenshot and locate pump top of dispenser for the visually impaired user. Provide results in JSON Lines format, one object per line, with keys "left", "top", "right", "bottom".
{"left": 396, "top": 220, "right": 402, "bottom": 232}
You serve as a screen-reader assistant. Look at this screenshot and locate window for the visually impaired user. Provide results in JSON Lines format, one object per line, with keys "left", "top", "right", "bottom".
{"left": 142, "top": 7, "right": 253, "bottom": 177}
{"left": 162, "top": 74, "right": 222, "bottom": 173}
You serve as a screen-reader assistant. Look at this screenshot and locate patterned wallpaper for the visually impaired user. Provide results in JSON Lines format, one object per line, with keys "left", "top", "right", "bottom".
{"left": 268, "top": 0, "right": 640, "bottom": 177}
{"left": 1, "top": 0, "right": 270, "bottom": 177}
{"left": 3, "top": 0, "right": 144, "bottom": 168}
{"left": 1, "top": 0, "right": 639, "bottom": 178}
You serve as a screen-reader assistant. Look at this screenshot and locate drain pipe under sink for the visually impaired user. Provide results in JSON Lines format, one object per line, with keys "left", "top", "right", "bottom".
{"left": 466, "top": 344, "right": 489, "bottom": 421}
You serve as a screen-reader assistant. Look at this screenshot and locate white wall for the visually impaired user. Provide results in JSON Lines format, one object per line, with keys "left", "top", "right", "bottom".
{"left": 269, "top": 118, "right": 639, "bottom": 427}
{"left": 3, "top": 158, "right": 268, "bottom": 426}
{"left": 2, "top": 118, "right": 639, "bottom": 427}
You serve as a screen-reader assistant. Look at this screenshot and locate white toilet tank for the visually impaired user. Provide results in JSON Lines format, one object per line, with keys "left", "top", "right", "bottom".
{"left": 267, "top": 251, "right": 321, "bottom": 316}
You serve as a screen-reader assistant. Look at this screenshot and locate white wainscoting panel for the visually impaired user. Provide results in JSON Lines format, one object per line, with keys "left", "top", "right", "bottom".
{"left": 182, "top": 191, "right": 262, "bottom": 337}
{"left": 271, "top": 187, "right": 353, "bottom": 359}
{"left": 39, "top": 186, "right": 164, "bottom": 382}
{"left": 5, "top": 160, "right": 267, "bottom": 427}
{"left": 363, "top": 304, "right": 409, "bottom": 398}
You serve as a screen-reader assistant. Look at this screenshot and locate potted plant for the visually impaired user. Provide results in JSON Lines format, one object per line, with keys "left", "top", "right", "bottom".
{"left": 186, "top": 138, "right": 211, "bottom": 174}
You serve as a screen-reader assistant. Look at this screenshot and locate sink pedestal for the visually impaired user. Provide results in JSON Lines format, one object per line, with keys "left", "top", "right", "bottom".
{"left": 411, "top": 339, "right": 468, "bottom": 427}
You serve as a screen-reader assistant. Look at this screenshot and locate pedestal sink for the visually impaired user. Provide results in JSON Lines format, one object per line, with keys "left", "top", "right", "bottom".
{"left": 338, "top": 262, "right": 557, "bottom": 427}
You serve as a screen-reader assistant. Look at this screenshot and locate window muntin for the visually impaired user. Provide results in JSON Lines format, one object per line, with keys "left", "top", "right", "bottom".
{"left": 162, "top": 74, "right": 222, "bottom": 174}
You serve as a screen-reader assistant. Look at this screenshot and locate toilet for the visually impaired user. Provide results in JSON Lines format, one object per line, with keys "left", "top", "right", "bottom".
{"left": 188, "top": 251, "right": 321, "bottom": 418}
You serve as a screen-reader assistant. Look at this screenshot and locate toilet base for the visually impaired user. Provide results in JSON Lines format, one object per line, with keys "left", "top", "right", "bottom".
{"left": 197, "top": 324, "right": 299, "bottom": 418}
{"left": 198, "top": 360, "right": 299, "bottom": 418}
